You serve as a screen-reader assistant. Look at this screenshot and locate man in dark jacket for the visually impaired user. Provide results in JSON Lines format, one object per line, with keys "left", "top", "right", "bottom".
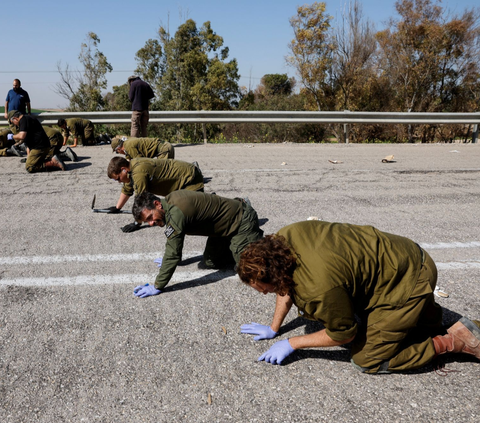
{"left": 128, "top": 76, "right": 154, "bottom": 137}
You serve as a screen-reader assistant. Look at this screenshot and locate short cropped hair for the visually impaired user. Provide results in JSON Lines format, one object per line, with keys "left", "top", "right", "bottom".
{"left": 57, "top": 118, "right": 66, "bottom": 127}
{"left": 107, "top": 156, "right": 130, "bottom": 178}
{"left": 133, "top": 192, "right": 161, "bottom": 220}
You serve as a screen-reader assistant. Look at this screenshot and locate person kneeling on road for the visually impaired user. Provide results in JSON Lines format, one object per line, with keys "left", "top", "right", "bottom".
{"left": 8, "top": 110, "right": 66, "bottom": 172}
{"left": 237, "top": 221, "right": 480, "bottom": 373}
{"left": 111, "top": 136, "right": 174, "bottom": 160}
{"left": 106, "top": 156, "right": 204, "bottom": 232}
{"left": 131, "top": 191, "right": 264, "bottom": 298}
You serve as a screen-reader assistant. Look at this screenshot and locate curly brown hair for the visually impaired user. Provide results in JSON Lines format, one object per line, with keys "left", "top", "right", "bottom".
{"left": 237, "top": 234, "right": 297, "bottom": 296}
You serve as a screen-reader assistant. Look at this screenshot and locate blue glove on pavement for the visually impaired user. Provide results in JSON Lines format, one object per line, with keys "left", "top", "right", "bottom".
{"left": 258, "top": 339, "right": 295, "bottom": 365}
{"left": 154, "top": 257, "right": 163, "bottom": 268}
{"left": 7, "top": 133, "right": 14, "bottom": 141}
{"left": 133, "top": 283, "right": 161, "bottom": 298}
{"left": 241, "top": 322, "right": 278, "bottom": 341}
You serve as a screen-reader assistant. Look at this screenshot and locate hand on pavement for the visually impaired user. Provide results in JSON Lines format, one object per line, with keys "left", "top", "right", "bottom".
{"left": 122, "top": 222, "right": 141, "bottom": 232}
{"left": 258, "top": 339, "right": 295, "bottom": 365}
{"left": 133, "top": 283, "right": 161, "bottom": 298}
{"left": 240, "top": 322, "right": 278, "bottom": 341}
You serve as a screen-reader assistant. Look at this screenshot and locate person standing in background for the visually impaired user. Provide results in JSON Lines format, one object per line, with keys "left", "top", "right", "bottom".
{"left": 128, "top": 76, "right": 154, "bottom": 138}
{"left": 4, "top": 79, "right": 31, "bottom": 119}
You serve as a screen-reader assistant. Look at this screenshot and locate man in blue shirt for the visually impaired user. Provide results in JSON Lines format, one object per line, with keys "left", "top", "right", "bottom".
{"left": 4, "top": 79, "right": 31, "bottom": 119}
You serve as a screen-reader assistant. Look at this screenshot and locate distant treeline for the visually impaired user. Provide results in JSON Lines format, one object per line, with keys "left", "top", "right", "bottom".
{"left": 54, "top": 0, "right": 480, "bottom": 143}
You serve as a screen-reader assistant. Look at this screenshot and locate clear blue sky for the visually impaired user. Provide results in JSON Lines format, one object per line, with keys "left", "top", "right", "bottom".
{"left": 2, "top": 0, "right": 478, "bottom": 109}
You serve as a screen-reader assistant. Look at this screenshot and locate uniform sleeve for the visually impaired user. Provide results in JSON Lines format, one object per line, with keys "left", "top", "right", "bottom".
{"left": 306, "top": 286, "right": 358, "bottom": 342}
{"left": 121, "top": 182, "right": 133, "bottom": 196}
{"left": 154, "top": 232, "right": 185, "bottom": 290}
{"left": 132, "top": 171, "right": 148, "bottom": 195}
{"left": 71, "top": 123, "right": 80, "bottom": 136}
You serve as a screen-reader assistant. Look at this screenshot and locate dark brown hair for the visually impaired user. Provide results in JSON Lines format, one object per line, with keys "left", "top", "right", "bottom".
{"left": 107, "top": 156, "right": 129, "bottom": 178}
{"left": 237, "top": 234, "right": 297, "bottom": 296}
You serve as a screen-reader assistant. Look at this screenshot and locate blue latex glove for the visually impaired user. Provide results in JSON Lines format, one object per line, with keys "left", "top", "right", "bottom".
{"left": 154, "top": 257, "right": 163, "bottom": 268}
{"left": 133, "top": 283, "right": 161, "bottom": 298}
{"left": 258, "top": 339, "right": 295, "bottom": 365}
{"left": 241, "top": 322, "right": 278, "bottom": 341}
{"left": 7, "top": 133, "right": 14, "bottom": 141}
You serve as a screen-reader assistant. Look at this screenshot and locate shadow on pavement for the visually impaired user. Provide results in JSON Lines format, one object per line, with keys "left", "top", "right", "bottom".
{"left": 165, "top": 268, "right": 237, "bottom": 293}
{"left": 178, "top": 255, "right": 203, "bottom": 266}
{"left": 65, "top": 162, "right": 92, "bottom": 170}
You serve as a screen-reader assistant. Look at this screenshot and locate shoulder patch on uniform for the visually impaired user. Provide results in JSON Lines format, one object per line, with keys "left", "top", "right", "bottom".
{"left": 164, "top": 225, "right": 175, "bottom": 238}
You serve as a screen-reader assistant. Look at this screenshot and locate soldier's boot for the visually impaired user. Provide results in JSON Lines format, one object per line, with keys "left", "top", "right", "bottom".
{"left": 6, "top": 145, "right": 22, "bottom": 157}
{"left": 60, "top": 147, "right": 78, "bottom": 162}
{"left": 44, "top": 155, "right": 66, "bottom": 171}
{"left": 432, "top": 317, "right": 480, "bottom": 359}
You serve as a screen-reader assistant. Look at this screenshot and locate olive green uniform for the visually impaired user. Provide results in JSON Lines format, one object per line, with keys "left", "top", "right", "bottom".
{"left": 0, "top": 128, "right": 14, "bottom": 156}
{"left": 43, "top": 126, "right": 63, "bottom": 158}
{"left": 154, "top": 191, "right": 263, "bottom": 290}
{"left": 123, "top": 137, "right": 174, "bottom": 160}
{"left": 121, "top": 158, "right": 204, "bottom": 197}
{"left": 61, "top": 118, "right": 95, "bottom": 145}
{"left": 278, "top": 221, "right": 442, "bottom": 374}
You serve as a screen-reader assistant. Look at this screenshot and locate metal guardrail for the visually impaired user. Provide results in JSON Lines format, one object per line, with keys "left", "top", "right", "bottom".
{"left": 2, "top": 110, "right": 479, "bottom": 142}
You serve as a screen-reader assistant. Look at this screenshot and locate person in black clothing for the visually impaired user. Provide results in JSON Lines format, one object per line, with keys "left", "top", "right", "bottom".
{"left": 128, "top": 76, "right": 154, "bottom": 138}
{"left": 7, "top": 110, "right": 65, "bottom": 172}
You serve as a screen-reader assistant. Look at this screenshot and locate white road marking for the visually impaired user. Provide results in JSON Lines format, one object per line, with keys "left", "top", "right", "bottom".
{"left": 420, "top": 241, "right": 480, "bottom": 250}
{"left": 436, "top": 261, "right": 480, "bottom": 270}
{"left": 1, "top": 241, "right": 479, "bottom": 266}
{"left": 0, "top": 242, "right": 479, "bottom": 287}
{"left": 0, "top": 271, "right": 238, "bottom": 287}
{"left": 0, "top": 251, "right": 199, "bottom": 266}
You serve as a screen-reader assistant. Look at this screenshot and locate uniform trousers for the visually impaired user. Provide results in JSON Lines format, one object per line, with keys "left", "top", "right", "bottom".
{"left": 131, "top": 110, "right": 149, "bottom": 137}
{"left": 203, "top": 203, "right": 264, "bottom": 268}
{"left": 351, "top": 250, "right": 443, "bottom": 374}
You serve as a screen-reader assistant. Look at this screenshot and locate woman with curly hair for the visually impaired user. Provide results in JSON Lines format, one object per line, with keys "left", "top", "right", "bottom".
{"left": 238, "top": 221, "right": 480, "bottom": 374}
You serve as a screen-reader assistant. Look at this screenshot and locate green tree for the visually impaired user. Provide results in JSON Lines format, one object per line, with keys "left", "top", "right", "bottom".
{"left": 376, "top": 0, "right": 480, "bottom": 141}
{"left": 104, "top": 83, "right": 130, "bottom": 111}
{"left": 55, "top": 32, "right": 113, "bottom": 111}
{"left": 258, "top": 74, "right": 294, "bottom": 97}
{"left": 331, "top": 0, "right": 378, "bottom": 111}
{"left": 134, "top": 38, "right": 163, "bottom": 91}
{"left": 156, "top": 19, "right": 240, "bottom": 111}
{"left": 287, "top": 2, "right": 334, "bottom": 111}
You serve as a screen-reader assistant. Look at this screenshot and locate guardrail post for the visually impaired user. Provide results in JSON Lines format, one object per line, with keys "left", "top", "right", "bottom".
{"left": 343, "top": 124, "right": 350, "bottom": 144}
{"left": 202, "top": 123, "right": 207, "bottom": 144}
{"left": 473, "top": 124, "right": 478, "bottom": 144}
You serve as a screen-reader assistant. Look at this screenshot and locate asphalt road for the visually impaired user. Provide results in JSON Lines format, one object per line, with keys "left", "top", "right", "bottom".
{"left": 1, "top": 142, "right": 480, "bottom": 422}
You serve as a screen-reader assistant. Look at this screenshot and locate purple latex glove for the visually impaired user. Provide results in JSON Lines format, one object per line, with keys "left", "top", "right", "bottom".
{"left": 133, "top": 283, "right": 161, "bottom": 298}
{"left": 154, "top": 257, "right": 163, "bottom": 268}
{"left": 7, "top": 133, "right": 14, "bottom": 141}
{"left": 258, "top": 339, "right": 295, "bottom": 365}
{"left": 241, "top": 322, "right": 278, "bottom": 341}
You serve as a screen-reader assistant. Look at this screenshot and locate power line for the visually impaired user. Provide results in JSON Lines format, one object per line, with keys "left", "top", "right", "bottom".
{"left": 0, "top": 70, "right": 135, "bottom": 74}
